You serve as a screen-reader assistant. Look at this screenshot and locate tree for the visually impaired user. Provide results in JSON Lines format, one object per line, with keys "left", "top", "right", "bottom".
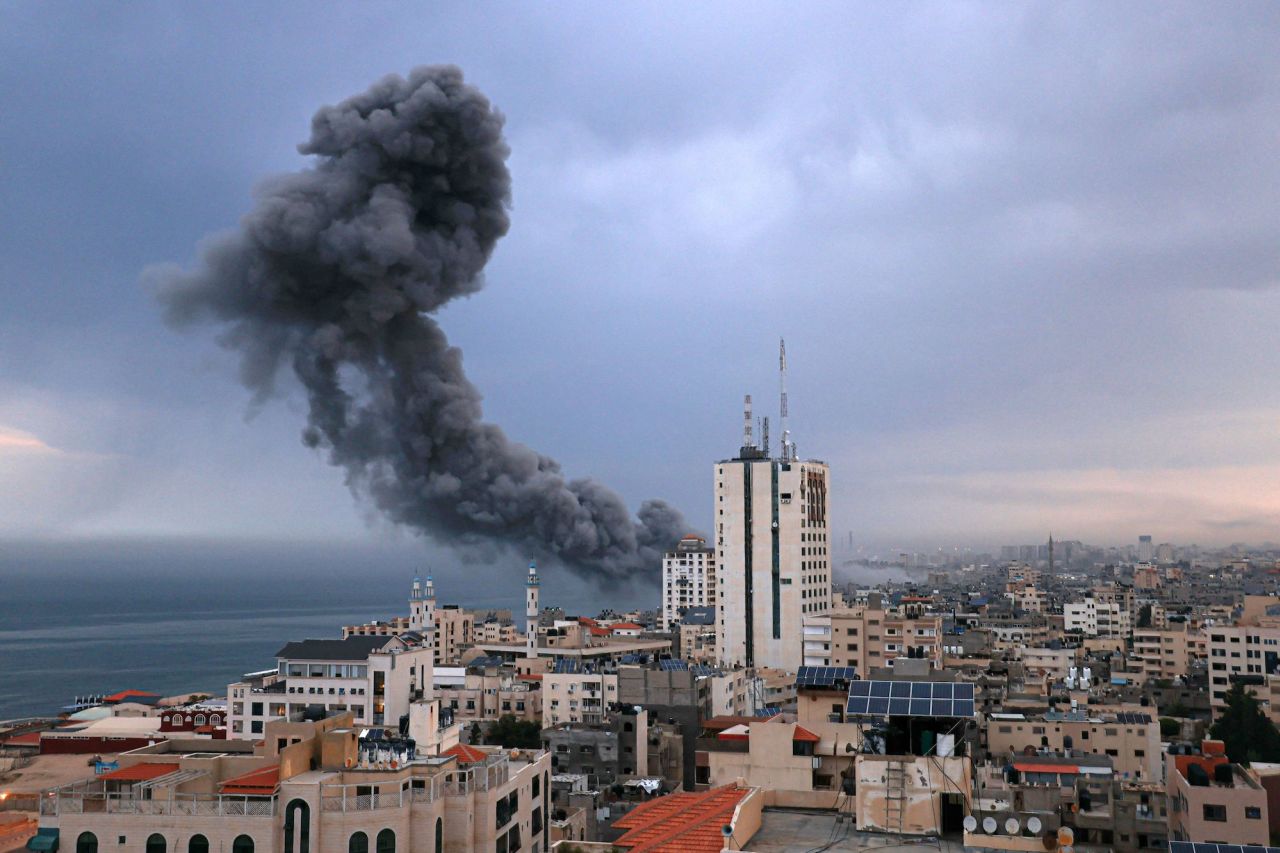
{"left": 1159, "top": 717, "right": 1180, "bottom": 738}
{"left": 483, "top": 714, "right": 542, "bottom": 749}
{"left": 1209, "top": 681, "right": 1280, "bottom": 765}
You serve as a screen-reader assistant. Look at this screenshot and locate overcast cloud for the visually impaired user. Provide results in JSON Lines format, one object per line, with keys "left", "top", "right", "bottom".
{"left": 2, "top": 2, "right": 1279, "bottom": 562}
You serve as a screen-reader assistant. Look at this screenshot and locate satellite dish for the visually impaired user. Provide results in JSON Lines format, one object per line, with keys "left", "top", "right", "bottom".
{"left": 963, "top": 816, "right": 978, "bottom": 833}
{"left": 1005, "top": 818, "right": 1021, "bottom": 835}
{"left": 1027, "top": 816, "right": 1042, "bottom": 834}
{"left": 982, "top": 817, "right": 998, "bottom": 834}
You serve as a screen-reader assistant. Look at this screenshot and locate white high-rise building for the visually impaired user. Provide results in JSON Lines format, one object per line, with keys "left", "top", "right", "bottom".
{"left": 715, "top": 394, "right": 830, "bottom": 671}
{"left": 662, "top": 535, "right": 716, "bottom": 630}
{"left": 1138, "top": 535, "right": 1154, "bottom": 562}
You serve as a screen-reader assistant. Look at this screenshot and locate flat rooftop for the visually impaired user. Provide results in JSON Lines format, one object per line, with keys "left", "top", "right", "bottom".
{"left": 747, "top": 810, "right": 966, "bottom": 853}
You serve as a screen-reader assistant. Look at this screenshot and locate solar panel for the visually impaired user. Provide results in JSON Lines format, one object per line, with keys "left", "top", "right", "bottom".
{"left": 845, "top": 680, "right": 976, "bottom": 718}
{"left": 1170, "top": 845, "right": 1280, "bottom": 853}
{"left": 796, "top": 666, "right": 857, "bottom": 688}
{"left": 1116, "top": 712, "right": 1152, "bottom": 725}
{"left": 658, "top": 659, "right": 689, "bottom": 671}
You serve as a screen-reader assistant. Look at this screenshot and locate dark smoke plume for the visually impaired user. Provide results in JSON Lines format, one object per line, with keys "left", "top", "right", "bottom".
{"left": 151, "top": 66, "right": 688, "bottom": 582}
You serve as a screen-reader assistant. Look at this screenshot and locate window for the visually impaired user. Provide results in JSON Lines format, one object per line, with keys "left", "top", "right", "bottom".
{"left": 349, "top": 833, "right": 368, "bottom": 853}
{"left": 147, "top": 835, "right": 166, "bottom": 853}
{"left": 233, "top": 837, "right": 254, "bottom": 853}
{"left": 375, "top": 829, "right": 394, "bottom": 853}
{"left": 76, "top": 833, "right": 97, "bottom": 853}
{"left": 190, "top": 836, "right": 210, "bottom": 853}
{"left": 1203, "top": 804, "right": 1227, "bottom": 822}
{"left": 1246, "top": 806, "right": 1262, "bottom": 819}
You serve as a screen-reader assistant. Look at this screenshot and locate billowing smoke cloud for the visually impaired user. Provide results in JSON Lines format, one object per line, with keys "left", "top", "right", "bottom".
{"left": 150, "top": 66, "right": 688, "bottom": 582}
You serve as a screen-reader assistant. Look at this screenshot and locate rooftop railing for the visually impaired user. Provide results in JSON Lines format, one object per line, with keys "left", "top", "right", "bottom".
{"left": 40, "top": 782, "right": 275, "bottom": 819}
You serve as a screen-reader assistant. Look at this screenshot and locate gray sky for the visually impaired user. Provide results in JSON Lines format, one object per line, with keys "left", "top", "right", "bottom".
{"left": 3, "top": 1, "right": 1280, "bottom": 558}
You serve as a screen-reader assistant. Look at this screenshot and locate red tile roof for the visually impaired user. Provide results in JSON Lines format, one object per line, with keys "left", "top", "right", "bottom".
{"left": 100, "top": 763, "right": 180, "bottom": 782}
{"left": 219, "top": 765, "right": 279, "bottom": 795}
{"left": 792, "top": 725, "right": 821, "bottom": 743}
{"left": 444, "top": 743, "right": 488, "bottom": 764}
{"left": 589, "top": 626, "right": 612, "bottom": 636}
{"left": 611, "top": 623, "right": 643, "bottom": 630}
{"left": 102, "top": 690, "right": 160, "bottom": 703}
{"left": 1, "top": 732, "right": 42, "bottom": 747}
{"left": 612, "top": 785, "right": 752, "bottom": 853}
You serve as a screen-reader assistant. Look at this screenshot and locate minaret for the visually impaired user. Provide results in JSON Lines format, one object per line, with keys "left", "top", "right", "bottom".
{"left": 1048, "top": 535, "right": 1055, "bottom": 578}
{"left": 409, "top": 573, "right": 426, "bottom": 632}
{"left": 525, "top": 560, "right": 540, "bottom": 659}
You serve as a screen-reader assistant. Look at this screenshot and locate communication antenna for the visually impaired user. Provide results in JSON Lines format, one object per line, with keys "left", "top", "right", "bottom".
{"left": 779, "top": 338, "right": 792, "bottom": 461}
{"left": 762, "top": 416, "right": 770, "bottom": 456}
{"left": 742, "top": 395, "right": 754, "bottom": 449}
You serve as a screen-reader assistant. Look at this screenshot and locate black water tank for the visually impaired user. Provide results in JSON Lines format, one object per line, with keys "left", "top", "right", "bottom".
{"left": 1214, "top": 763, "right": 1234, "bottom": 785}
{"left": 1187, "top": 764, "right": 1211, "bottom": 787}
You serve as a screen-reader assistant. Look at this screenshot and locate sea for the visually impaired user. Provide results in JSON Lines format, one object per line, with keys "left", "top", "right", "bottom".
{"left": 0, "top": 536, "right": 651, "bottom": 721}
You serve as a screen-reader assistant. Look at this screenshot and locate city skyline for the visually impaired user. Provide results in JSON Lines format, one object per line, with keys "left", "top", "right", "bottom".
{"left": 4, "top": 4, "right": 1280, "bottom": 568}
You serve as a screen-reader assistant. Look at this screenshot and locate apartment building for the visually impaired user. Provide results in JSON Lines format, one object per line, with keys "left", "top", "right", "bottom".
{"left": 37, "top": 712, "right": 550, "bottom": 853}
{"left": 1166, "top": 740, "right": 1269, "bottom": 843}
{"left": 985, "top": 709, "right": 1161, "bottom": 781}
{"left": 1065, "top": 597, "right": 1132, "bottom": 638}
{"left": 542, "top": 671, "right": 618, "bottom": 726}
{"left": 661, "top": 535, "right": 716, "bottom": 630}
{"left": 1207, "top": 621, "right": 1280, "bottom": 713}
{"left": 227, "top": 635, "right": 432, "bottom": 738}
{"left": 434, "top": 665, "right": 540, "bottom": 726}
{"left": 1131, "top": 626, "right": 1201, "bottom": 682}
{"left": 819, "top": 605, "right": 943, "bottom": 676}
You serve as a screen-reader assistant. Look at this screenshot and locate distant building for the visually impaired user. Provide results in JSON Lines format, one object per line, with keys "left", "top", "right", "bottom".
{"left": 661, "top": 535, "right": 716, "bottom": 630}
{"left": 1138, "top": 535, "right": 1154, "bottom": 563}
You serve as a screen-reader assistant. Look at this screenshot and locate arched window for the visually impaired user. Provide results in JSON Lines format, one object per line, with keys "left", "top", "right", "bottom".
{"left": 284, "top": 800, "right": 310, "bottom": 853}
{"left": 146, "top": 834, "right": 165, "bottom": 853}
{"left": 194, "top": 714, "right": 206, "bottom": 726}
{"left": 76, "top": 833, "right": 98, "bottom": 853}
{"left": 211, "top": 714, "right": 221, "bottom": 724}
{"left": 375, "top": 829, "right": 395, "bottom": 853}
{"left": 232, "top": 837, "right": 254, "bottom": 853}
{"left": 349, "top": 833, "right": 368, "bottom": 853}
{"left": 434, "top": 819, "right": 442, "bottom": 852}
{"left": 189, "top": 836, "right": 209, "bottom": 853}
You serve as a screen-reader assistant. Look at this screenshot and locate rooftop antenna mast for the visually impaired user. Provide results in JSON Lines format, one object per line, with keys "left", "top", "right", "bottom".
{"left": 779, "top": 338, "right": 794, "bottom": 461}
{"left": 741, "top": 394, "right": 754, "bottom": 450}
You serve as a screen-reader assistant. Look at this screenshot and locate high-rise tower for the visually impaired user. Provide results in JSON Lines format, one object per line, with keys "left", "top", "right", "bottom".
{"left": 715, "top": 349, "right": 830, "bottom": 671}
{"left": 525, "top": 560, "right": 540, "bottom": 659}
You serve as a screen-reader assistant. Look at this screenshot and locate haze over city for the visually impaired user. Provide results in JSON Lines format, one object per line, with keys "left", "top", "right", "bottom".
{"left": 3, "top": 2, "right": 1280, "bottom": 570}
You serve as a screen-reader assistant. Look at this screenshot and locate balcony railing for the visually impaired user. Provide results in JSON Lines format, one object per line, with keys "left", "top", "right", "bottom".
{"left": 41, "top": 790, "right": 274, "bottom": 818}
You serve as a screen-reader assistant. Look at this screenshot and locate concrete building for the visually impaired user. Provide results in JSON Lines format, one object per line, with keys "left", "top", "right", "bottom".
{"left": 1207, "top": 621, "right": 1280, "bottom": 713}
{"left": 542, "top": 671, "right": 618, "bottom": 727}
{"left": 36, "top": 712, "right": 550, "bottom": 853}
{"left": 811, "top": 604, "right": 943, "bottom": 676}
{"left": 1167, "top": 740, "right": 1269, "bottom": 843}
{"left": 985, "top": 709, "right": 1162, "bottom": 781}
{"left": 715, "top": 394, "right": 830, "bottom": 671}
{"left": 661, "top": 535, "right": 716, "bottom": 631}
{"left": 434, "top": 663, "right": 540, "bottom": 727}
{"left": 1065, "top": 596, "right": 1132, "bottom": 638}
{"left": 1131, "top": 626, "right": 1200, "bottom": 682}
{"left": 227, "top": 635, "right": 433, "bottom": 738}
